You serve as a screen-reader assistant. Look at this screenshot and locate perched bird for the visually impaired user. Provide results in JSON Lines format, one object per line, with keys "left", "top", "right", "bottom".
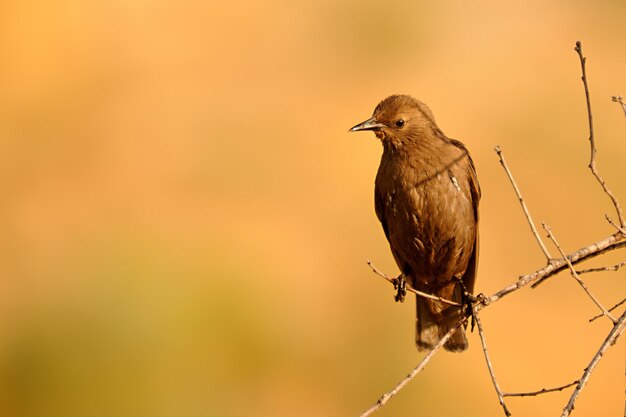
{"left": 350, "top": 95, "right": 480, "bottom": 352}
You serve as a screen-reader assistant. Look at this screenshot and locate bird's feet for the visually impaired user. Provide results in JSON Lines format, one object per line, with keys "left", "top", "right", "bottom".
{"left": 393, "top": 274, "right": 407, "bottom": 303}
{"left": 461, "top": 292, "right": 489, "bottom": 332}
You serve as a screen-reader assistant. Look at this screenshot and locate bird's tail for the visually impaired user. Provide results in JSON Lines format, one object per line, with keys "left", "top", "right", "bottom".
{"left": 416, "top": 292, "right": 467, "bottom": 352}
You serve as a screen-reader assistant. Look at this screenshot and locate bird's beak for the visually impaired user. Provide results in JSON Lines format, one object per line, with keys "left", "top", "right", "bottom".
{"left": 349, "top": 116, "right": 385, "bottom": 132}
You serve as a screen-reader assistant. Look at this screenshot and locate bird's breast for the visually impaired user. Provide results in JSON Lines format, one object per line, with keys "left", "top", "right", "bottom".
{"left": 375, "top": 153, "right": 475, "bottom": 284}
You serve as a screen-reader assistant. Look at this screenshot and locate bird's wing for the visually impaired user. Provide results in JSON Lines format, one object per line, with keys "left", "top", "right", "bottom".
{"left": 462, "top": 149, "right": 481, "bottom": 294}
{"left": 374, "top": 186, "right": 391, "bottom": 241}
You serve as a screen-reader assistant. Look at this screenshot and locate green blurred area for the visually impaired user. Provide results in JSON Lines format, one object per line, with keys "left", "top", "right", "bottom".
{"left": 0, "top": 1, "right": 625, "bottom": 416}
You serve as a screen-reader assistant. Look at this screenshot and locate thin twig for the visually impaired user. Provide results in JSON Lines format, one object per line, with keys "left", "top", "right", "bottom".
{"left": 532, "top": 233, "right": 626, "bottom": 288}
{"left": 606, "top": 214, "right": 626, "bottom": 235}
{"left": 504, "top": 380, "right": 579, "bottom": 397}
{"left": 542, "top": 222, "right": 617, "bottom": 323}
{"left": 612, "top": 95, "right": 626, "bottom": 119}
{"left": 575, "top": 41, "right": 626, "bottom": 228}
{"left": 366, "top": 260, "right": 401, "bottom": 286}
{"left": 494, "top": 145, "right": 553, "bottom": 262}
{"left": 561, "top": 308, "right": 626, "bottom": 417}
{"left": 358, "top": 317, "right": 467, "bottom": 417}
{"left": 367, "top": 233, "right": 626, "bottom": 314}
{"left": 475, "top": 313, "right": 511, "bottom": 416}
{"left": 366, "top": 260, "right": 461, "bottom": 307}
{"left": 590, "top": 297, "right": 626, "bottom": 323}
{"left": 577, "top": 260, "right": 626, "bottom": 275}
{"left": 474, "top": 232, "right": 626, "bottom": 305}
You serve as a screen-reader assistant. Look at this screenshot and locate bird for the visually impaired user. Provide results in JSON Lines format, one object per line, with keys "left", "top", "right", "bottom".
{"left": 350, "top": 94, "right": 480, "bottom": 352}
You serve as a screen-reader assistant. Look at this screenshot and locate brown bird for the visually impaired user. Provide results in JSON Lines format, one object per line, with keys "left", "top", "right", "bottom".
{"left": 350, "top": 95, "right": 480, "bottom": 352}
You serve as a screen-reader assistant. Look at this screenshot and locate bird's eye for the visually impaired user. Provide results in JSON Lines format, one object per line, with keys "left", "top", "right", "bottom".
{"left": 395, "top": 119, "right": 405, "bottom": 128}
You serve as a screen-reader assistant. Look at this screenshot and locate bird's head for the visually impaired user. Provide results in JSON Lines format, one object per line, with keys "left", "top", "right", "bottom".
{"left": 349, "top": 95, "right": 438, "bottom": 147}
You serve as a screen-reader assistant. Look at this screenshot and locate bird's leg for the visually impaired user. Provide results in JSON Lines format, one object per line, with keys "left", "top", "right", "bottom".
{"left": 465, "top": 294, "right": 477, "bottom": 332}
{"left": 393, "top": 274, "right": 407, "bottom": 303}
{"left": 455, "top": 277, "right": 476, "bottom": 331}
{"left": 456, "top": 277, "right": 489, "bottom": 333}
{"left": 466, "top": 293, "right": 489, "bottom": 332}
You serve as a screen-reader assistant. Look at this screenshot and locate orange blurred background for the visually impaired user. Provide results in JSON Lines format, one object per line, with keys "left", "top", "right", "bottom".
{"left": 1, "top": 1, "right": 625, "bottom": 416}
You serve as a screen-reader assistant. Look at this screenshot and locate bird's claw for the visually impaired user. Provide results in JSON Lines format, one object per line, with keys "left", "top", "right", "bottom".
{"left": 393, "top": 274, "right": 407, "bottom": 303}
{"left": 462, "top": 292, "right": 487, "bottom": 332}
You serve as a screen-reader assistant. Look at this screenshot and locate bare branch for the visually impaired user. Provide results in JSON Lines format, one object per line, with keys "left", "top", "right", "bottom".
{"left": 561, "top": 308, "right": 626, "bottom": 417}
{"left": 542, "top": 222, "right": 617, "bottom": 323}
{"left": 577, "top": 260, "right": 626, "bottom": 275}
{"left": 361, "top": 232, "right": 626, "bottom": 416}
{"left": 361, "top": 229, "right": 626, "bottom": 416}
{"left": 504, "top": 380, "right": 579, "bottom": 397}
{"left": 575, "top": 41, "right": 626, "bottom": 228}
{"left": 369, "top": 231, "right": 626, "bottom": 310}
{"left": 494, "top": 145, "right": 553, "bottom": 262}
{"left": 358, "top": 317, "right": 467, "bottom": 417}
{"left": 531, "top": 233, "right": 626, "bottom": 288}
{"left": 475, "top": 313, "right": 511, "bottom": 416}
{"left": 366, "top": 260, "right": 461, "bottom": 307}
{"left": 589, "top": 297, "right": 626, "bottom": 323}
{"left": 366, "top": 260, "right": 400, "bottom": 286}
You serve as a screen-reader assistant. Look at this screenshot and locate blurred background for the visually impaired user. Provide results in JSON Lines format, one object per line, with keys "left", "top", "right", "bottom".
{"left": 1, "top": 1, "right": 625, "bottom": 416}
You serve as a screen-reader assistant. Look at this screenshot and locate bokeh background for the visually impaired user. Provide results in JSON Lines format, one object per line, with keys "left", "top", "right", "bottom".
{"left": 1, "top": 1, "right": 625, "bottom": 416}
